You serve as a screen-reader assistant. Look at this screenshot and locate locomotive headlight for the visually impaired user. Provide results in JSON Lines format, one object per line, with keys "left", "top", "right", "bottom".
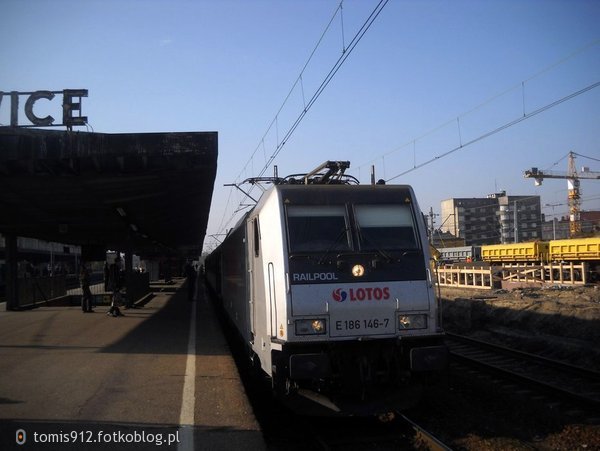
{"left": 295, "top": 319, "right": 327, "bottom": 335}
{"left": 351, "top": 264, "right": 365, "bottom": 277}
{"left": 398, "top": 314, "right": 427, "bottom": 330}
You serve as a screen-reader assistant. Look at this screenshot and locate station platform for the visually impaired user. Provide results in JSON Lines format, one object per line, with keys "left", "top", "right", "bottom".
{"left": 0, "top": 279, "right": 265, "bottom": 451}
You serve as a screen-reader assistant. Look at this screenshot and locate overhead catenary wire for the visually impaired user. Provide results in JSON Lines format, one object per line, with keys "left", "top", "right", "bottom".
{"left": 357, "top": 38, "right": 600, "bottom": 174}
{"left": 233, "top": 0, "right": 346, "bottom": 185}
{"left": 214, "top": 0, "right": 389, "bottom": 244}
{"left": 255, "top": 0, "right": 389, "bottom": 180}
{"left": 385, "top": 80, "right": 600, "bottom": 183}
{"left": 542, "top": 194, "right": 600, "bottom": 209}
{"left": 214, "top": 1, "right": 350, "bottom": 244}
{"left": 208, "top": 11, "right": 598, "bottom": 251}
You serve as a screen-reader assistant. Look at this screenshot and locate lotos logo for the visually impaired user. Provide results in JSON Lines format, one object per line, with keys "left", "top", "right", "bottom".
{"left": 332, "top": 288, "right": 348, "bottom": 302}
{"left": 331, "top": 286, "right": 391, "bottom": 302}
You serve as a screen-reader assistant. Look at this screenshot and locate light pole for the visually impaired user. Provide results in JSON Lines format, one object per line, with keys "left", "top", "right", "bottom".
{"left": 545, "top": 203, "right": 562, "bottom": 240}
{"left": 513, "top": 200, "right": 518, "bottom": 243}
{"left": 511, "top": 195, "right": 542, "bottom": 243}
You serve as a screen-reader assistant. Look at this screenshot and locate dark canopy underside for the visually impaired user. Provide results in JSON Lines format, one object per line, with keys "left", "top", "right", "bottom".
{"left": 0, "top": 128, "right": 217, "bottom": 257}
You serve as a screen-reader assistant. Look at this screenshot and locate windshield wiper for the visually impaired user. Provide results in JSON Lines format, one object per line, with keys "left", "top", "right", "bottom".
{"left": 400, "top": 249, "right": 421, "bottom": 258}
{"left": 317, "top": 227, "right": 350, "bottom": 265}
{"left": 356, "top": 227, "right": 393, "bottom": 263}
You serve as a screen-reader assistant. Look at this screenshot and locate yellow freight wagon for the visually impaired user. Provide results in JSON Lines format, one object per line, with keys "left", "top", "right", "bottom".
{"left": 549, "top": 237, "right": 600, "bottom": 261}
{"left": 481, "top": 241, "right": 549, "bottom": 262}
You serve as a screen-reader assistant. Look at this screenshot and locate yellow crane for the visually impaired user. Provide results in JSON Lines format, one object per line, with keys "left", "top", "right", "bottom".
{"left": 524, "top": 151, "right": 600, "bottom": 237}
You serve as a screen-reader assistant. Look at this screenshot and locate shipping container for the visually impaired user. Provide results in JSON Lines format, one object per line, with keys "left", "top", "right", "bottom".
{"left": 549, "top": 237, "right": 600, "bottom": 261}
{"left": 481, "top": 241, "right": 548, "bottom": 262}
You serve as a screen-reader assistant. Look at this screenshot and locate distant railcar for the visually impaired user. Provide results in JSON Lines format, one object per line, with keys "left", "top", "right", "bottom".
{"left": 205, "top": 163, "right": 448, "bottom": 415}
{"left": 549, "top": 237, "right": 600, "bottom": 262}
{"left": 438, "top": 246, "right": 481, "bottom": 263}
{"left": 479, "top": 238, "right": 599, "bottom": 282}
{"left": 481, "top": 242, "right": 549, "bottom": 263}
{"left": 549, "top": 237, "right": 600, "bottom": 282}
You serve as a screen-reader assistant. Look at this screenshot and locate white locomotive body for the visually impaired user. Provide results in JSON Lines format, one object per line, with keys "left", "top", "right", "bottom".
{"left": 206, "top": 178, "right": 448, "bottom": 415}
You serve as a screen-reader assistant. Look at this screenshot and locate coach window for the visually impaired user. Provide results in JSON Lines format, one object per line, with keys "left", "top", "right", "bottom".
{"left": 253, "top": 217, "right": 260, "bottom": 258}
{"left": 287, "top": 205, "right": 350, "bottom": 253}
{"left": 355, "top": 204, "right": 418, "bottom": 251}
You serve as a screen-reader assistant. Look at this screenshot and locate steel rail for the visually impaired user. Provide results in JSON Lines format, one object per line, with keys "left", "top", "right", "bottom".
{"left": 446, "top": 332, "right": 600, "bottom": 409}
{"left": 398, "top": 413, "right": 454, "bottom": 451}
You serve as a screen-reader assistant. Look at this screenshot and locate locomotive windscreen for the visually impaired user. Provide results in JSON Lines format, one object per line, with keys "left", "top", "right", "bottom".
{"left": 286, "top": 202, "right": 420, "bottom": 254}
{"left": 287, "top": 205, "right": 351, "bottom": 253}
{"left": 355, "top": 204, "right": 418, "bottom": 251}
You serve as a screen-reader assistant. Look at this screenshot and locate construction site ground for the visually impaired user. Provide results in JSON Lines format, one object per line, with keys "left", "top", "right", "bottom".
{"left": 433, "top": 284, "right": 600, "bottom": 450}
{"left": 440, "top": 284, "right": 600, "bottom": 371}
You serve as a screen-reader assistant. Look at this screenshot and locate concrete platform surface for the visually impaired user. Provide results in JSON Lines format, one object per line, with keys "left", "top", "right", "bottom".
{"left": 0, "top": 279, "right": 265, "bottom": 451}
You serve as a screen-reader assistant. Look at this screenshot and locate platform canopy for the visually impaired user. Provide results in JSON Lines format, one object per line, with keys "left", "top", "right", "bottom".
{"left": 0, "top": 128, "right": 217, "bottom": 258}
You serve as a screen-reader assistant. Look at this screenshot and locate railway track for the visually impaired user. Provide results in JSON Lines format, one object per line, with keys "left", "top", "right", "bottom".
{"left": 300, "top": 413, "right": 452, "bottom": 451}
{"left": 446, "top": 332, "right": 600, "bottom": 411}
{"left": 398, "top": 413, "right": 453, "bottom": 451}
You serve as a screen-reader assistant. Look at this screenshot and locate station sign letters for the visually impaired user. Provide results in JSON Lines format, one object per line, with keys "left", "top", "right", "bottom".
{"left": 0, "top": 89, "right": 88, "bottom": 128}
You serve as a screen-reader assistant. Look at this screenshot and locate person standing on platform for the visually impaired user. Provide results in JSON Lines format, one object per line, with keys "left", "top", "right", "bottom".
{"left": 107, "top": 256, "right": 124, "bottom": 317}
{"left": 185, "top": 261, "right": 197, "bottom": 302}
{"left": 103, "top": 262, "right": 109, "bottom": 291}
{"left": 80, "top": 262, "right": 94, "bottom": 313}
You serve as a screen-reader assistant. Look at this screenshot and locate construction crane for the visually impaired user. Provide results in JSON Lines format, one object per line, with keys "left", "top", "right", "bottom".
{"left": 524, "top": 151, "right": 600, "bottom": 236}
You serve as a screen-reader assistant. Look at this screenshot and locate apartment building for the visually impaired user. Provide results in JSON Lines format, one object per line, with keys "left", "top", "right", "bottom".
{"left": 440, "top": 191, "right": 542, "bottom": 245}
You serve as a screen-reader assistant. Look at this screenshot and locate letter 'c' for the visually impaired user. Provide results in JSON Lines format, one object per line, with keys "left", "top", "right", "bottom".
{"left": 25, "top": 91, "right": 55, "bottom": 126}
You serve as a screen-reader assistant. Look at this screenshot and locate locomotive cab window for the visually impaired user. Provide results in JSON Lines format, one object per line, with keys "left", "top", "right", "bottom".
{"left": 253, "top": 217, "right": 260, "bottom": 258}
{"left": 287, "top": 205, "right": 350, "bottom": 253}
{"left": 355, "top": 204, "right": 418, "bottom": 250}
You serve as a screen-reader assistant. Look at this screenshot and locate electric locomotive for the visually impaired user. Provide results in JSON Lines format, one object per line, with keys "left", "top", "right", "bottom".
{"left": 205, "top": 161, "right": 448, "bottom": 415}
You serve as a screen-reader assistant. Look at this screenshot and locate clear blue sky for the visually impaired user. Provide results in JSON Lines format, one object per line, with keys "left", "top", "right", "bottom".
{"left": 2, "top": 0, "right": 599, "bottom": 251}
